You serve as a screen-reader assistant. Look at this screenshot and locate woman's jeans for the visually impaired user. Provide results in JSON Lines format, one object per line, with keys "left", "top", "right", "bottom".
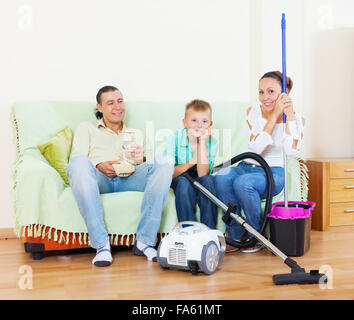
{"left": 214, "top": 161, "right": 284, "bottom": 240}
{"left": 171, "top": 174, "right": 218, "bottom": 229}
{"left": 67, "top": 155, "right": 174, "bottom": 249}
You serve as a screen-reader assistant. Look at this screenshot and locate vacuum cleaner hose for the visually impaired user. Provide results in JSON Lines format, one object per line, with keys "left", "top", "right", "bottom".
{"left": 212, "top": 152, "right": 275, "bottom": 249}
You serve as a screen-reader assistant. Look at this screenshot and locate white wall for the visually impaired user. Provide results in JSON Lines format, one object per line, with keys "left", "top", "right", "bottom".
{"left": 1, "top": 0, "right": 354, "bottom": 229}
{"left": 302, "top": 0, "right": 354, "bottom": 158}
{"left": 0, "top": 0, "right": 252, "bottom": 229}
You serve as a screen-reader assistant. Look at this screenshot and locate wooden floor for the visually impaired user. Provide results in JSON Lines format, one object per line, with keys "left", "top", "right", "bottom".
{"left": 1, "top": 226, "right": 353, "bottom": 300}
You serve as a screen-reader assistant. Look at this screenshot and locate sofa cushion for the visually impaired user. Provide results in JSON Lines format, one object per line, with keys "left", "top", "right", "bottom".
{"left": 37, "top": 126, "right": 73, "bottom": 185}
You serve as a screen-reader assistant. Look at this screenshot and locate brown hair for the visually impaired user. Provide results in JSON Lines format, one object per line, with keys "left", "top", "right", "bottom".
{"left": 185, "top": 99, "right": 212, "bottom": 118}
{"left": 260, "top": 71, "right": 293, "bottom": 93}
{"left": 95, "top": 85, "right": 120, "bottom": 119}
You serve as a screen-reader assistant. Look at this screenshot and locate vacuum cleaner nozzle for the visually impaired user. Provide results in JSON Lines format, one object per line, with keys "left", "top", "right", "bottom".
{"left": 273, "top": 257, "right": 328, "bottom": 285}
{"left": 273, "top": 270, "right": 328, "bottom": 285}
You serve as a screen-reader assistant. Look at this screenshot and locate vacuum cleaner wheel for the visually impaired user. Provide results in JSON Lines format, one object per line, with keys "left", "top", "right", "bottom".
{"left": 198, "top": 241, "right": 220, "bottom": 275}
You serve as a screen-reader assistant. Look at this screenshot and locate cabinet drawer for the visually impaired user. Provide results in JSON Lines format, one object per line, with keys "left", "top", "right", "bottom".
{"left": 329, "top": 179, "right": 354, "bottom": 202}
{"left": 330, "top": 162, "right": 354, "bottom": 178}
{"left": 330, "top": 202, "right": 354, "bottom": 226}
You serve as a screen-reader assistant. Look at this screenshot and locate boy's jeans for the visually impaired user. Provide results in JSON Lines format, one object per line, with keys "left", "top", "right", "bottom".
{"left": 214, "top": 161, "right": 284, "bottom": 240}
{"left": 171, "top": 174, "right": 218, "bottom": 229}
{"left": 67, "top": 155, "right": 174, "bottom": 249}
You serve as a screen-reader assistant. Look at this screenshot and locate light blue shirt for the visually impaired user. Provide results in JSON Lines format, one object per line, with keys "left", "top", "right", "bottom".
{"left": 163, "top": 128, "right": 218, "bottom": 175}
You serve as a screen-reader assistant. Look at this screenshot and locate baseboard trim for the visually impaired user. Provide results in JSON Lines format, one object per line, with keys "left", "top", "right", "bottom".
{"left": 0, "top": 228, "right": 16, "bottom": 240}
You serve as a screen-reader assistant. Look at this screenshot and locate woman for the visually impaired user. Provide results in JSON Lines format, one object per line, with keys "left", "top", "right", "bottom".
{"left": 214, "top": 71, "right": 305, "bottom": 253}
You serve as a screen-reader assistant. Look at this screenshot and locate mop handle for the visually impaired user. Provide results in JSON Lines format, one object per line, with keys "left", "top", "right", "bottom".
{"left": 281, "top": 13, "right": 287, "bottom": 123}
{"left": 282, "top": 13, "right": 288, "bottom": 207}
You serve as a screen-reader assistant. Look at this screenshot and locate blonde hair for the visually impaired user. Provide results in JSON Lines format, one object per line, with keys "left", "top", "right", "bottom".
{"left": 185, "top": 99, "right": 212, "bottom": 118}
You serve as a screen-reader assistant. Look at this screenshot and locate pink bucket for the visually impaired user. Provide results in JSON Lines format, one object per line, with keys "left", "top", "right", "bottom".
{"left": 268, "top": 201, "right": 316, "bottom": 220}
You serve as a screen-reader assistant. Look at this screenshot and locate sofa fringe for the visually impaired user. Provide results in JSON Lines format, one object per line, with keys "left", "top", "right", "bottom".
{"left": 58, "top": 230, "right": 64, "bottom": 243}
{"left": 21, "top": 225, "right": 26, "bottom": 238}
{"left": 41, "top": 226, "right": 46, "bottom": 239}
{"left": 298, "top": 157, "right": 309, "bottom": 202}
{"left": 10, "top": 110, "right": 23, "bottom": 238}
{"left": 21, "top": 224, "right": 141, "bottom": 247}
{"left": 35, "top": 224, "right": 41, "bottom": 238}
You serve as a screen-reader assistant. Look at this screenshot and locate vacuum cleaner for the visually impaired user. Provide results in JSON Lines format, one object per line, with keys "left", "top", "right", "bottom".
{"left": 183, "top": 152, "right": 327, "bottom": 285}
{"left": 157, "top": 221, "right": 226, "bottom": 275}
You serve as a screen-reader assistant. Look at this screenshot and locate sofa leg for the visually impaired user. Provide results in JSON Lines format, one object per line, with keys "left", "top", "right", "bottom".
{"left": 24, "top": 243, "right": 45, "bottom": 260}
{"left": 32, "top": 251, "right": 44, "bottom": 260}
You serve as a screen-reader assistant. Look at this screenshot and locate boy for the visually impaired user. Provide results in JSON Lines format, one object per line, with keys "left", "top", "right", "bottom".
{"left": 164, "top": 99, "right": 218, "bottom": 229}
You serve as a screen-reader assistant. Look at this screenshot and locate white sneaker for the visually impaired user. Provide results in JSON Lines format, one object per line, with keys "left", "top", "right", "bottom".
{"left": 242, "top": 243, "right": 264, "bottom": 253}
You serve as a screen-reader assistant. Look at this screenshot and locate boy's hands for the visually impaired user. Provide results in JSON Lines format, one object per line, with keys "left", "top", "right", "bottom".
{"left": 200, "top": 126, "right": 212, "bottom": 141}
{"left": 187, "top": 126, "right": 212, "bottom": 141}
{"left": 188, "top": 155, "right": 198, "bottom": 165}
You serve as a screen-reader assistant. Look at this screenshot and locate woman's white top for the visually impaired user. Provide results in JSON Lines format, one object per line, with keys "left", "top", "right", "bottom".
{"left": 245, "top": 105, "right": 304, "bottom": 167}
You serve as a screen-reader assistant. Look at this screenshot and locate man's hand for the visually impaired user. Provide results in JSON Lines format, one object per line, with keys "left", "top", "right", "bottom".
{"left": 123, "top": 144, "right": 144, "bottom": 165}
{"left": 96, "top": 160, "right": 120, "bottom": 179}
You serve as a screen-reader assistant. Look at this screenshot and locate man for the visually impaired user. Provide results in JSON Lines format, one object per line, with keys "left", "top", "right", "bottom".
{"left": 67, "top": 86, "right": 174, "bottom": 266}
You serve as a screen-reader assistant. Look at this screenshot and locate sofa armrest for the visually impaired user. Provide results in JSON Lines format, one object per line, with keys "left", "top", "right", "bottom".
{"left": 13, "top": 153, "right": 68, "bottom": 236}
{"left": 15, "top": 153, "right": 65, "bottom": 187}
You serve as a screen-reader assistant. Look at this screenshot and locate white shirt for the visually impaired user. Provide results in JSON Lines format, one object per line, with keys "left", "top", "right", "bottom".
{"left": 245, "top": 105, "right": 304, "bottom": 167}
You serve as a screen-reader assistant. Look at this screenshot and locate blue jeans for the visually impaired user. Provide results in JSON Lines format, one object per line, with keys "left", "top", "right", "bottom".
{"left": 214, "top": 161, "right": 284, "bottom": 240}
{"left": 171, "top": 174, "right": 218, "bottom": 229}
{"left": 67, "top": 155, "right": 174, "bottom": 249}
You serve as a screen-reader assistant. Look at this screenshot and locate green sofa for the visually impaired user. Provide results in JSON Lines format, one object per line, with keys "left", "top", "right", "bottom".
{"left": 11, "top": 101, "right": 308, "bottom": 259}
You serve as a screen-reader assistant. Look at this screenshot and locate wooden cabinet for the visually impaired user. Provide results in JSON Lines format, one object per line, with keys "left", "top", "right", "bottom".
{"left": 307, "top": 158, "right": 354, "bottom": 231}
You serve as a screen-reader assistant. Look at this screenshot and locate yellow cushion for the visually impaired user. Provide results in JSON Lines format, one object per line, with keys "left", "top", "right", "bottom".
{"left": 38, "top": 126, "right": 73, "bottom": 185}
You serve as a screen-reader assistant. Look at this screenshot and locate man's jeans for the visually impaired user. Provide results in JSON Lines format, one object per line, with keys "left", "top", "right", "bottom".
{"left": 171, "top": 174, "right": 218, "bottom": 229}
{"left": 214, "top": 161, "right": 284, "bottom": 240}
{"left": 67, "top": 155, "right": 174, "bottom": 249}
